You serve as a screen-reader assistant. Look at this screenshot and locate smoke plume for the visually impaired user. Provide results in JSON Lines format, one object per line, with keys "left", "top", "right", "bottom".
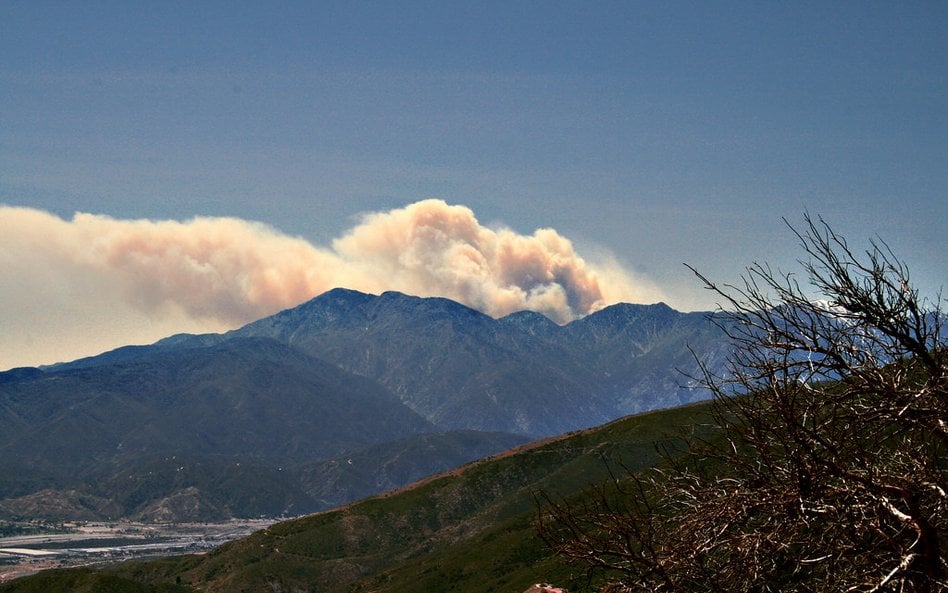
{"left": 0, "top": 200, "right": 663, "bottom": 368}
{"left": 333, "top": 200, "right": 656, "bottom": 322}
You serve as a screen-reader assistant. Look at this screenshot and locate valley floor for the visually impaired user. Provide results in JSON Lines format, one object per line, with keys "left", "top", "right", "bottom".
{"left": 0, "top": 518, "right": 277, "bottom": 583}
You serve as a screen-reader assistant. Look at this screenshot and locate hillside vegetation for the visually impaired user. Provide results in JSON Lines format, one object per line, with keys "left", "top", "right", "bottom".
{"left": 540, "top": 216, "right": 946, "bottom": 592}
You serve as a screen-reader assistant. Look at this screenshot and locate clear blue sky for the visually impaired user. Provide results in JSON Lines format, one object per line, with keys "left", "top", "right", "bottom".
{"left": 1, "top": 2, "right": 945, "bottom": 367}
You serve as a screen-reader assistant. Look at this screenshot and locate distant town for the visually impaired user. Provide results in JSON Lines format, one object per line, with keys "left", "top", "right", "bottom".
{"left": 0, "top": 519, "right": 277, "bottom": 582}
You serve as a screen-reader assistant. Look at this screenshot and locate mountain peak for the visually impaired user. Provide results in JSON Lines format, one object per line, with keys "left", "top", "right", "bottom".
{"left": 319, "top": 286, "right": 374, "bottom": 299}
{"left": 498, "top": 310, "right": 561, "bottom": 337}
{"left": 579, "top": 301, "right": 677, "bottom": 325}
{"left": 302, "top": 287, "right": 375, "bottom": 310}
{"left": 374, "top": 290, "right": 491, "bottom": 322}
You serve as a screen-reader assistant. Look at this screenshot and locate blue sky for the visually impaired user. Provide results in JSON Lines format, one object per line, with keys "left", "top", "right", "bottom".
{"left": 1, "top": 2, "right": 946, "bottom": 368}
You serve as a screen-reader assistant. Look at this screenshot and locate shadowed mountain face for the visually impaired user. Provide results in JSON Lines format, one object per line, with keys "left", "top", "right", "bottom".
{"left": 0, "top": 288, "right": 730, "bottom": 521}
{"left": 3, "top": 337, "right": 431, "bottom": 471}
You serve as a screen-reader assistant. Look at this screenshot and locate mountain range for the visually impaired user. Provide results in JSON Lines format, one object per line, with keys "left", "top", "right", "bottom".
{"left": 0, "top": 288, "right": 730, "bottom": 521}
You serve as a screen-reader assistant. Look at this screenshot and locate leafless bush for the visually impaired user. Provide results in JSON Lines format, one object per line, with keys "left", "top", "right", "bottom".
{"left": 539, "top": 214, "right": 946, "bottom": 592}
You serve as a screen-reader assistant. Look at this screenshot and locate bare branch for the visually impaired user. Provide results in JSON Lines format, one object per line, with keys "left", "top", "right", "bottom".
{"left": 540, "top": 215, "right": 946, "bottom": 592}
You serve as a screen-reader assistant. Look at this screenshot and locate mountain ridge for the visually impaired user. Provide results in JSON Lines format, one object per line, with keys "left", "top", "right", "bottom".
{"left": 0, "top": 288, "right": 731, "bottom": 522}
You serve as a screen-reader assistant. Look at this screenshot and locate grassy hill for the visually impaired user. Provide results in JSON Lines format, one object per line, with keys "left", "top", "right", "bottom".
{"left": 1, "top": 401, "right": 714, "bottom": 593}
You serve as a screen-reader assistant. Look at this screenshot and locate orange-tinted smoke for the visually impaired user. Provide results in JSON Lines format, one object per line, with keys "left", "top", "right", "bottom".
{"left": 0, "top": 201, "right": 663, "bottom": 367}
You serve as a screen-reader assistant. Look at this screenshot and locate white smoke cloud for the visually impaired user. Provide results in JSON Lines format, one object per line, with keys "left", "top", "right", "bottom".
{"left": 333, "top": 200, "right": 659, "bottom": 321}
{"left": 0, "top": 200, "right": 664, "bottom": 369}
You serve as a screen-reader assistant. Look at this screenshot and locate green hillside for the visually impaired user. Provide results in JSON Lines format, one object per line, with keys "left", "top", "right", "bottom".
{"left": 0, "top": 568, "right": 192, "bottom": 593}
{"left": 1, "top": 402, "right": 714, "bottom": 593}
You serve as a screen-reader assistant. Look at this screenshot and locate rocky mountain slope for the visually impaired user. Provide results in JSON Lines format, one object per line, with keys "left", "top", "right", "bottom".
{"left": 228, "top": 288, "right": 730, "bottom": 433}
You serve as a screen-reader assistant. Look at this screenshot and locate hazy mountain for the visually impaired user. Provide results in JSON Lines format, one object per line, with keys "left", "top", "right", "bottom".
{"left": 0, "top": 288, "right": 731, "bottom": 522}
{"left": 226, "top": 288, "right": 729, "bottom": 434}
{"left": 28, "top": 289, "right": 729, "bottom": 435}
{"left": 1, "top": 337, "right": 429, "bottom": 471}
{"left": 227, "top": 289, "right": 605, "bottom": 435}
{"left": 0, "top": 333, "right": 534, "bottom": 520}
